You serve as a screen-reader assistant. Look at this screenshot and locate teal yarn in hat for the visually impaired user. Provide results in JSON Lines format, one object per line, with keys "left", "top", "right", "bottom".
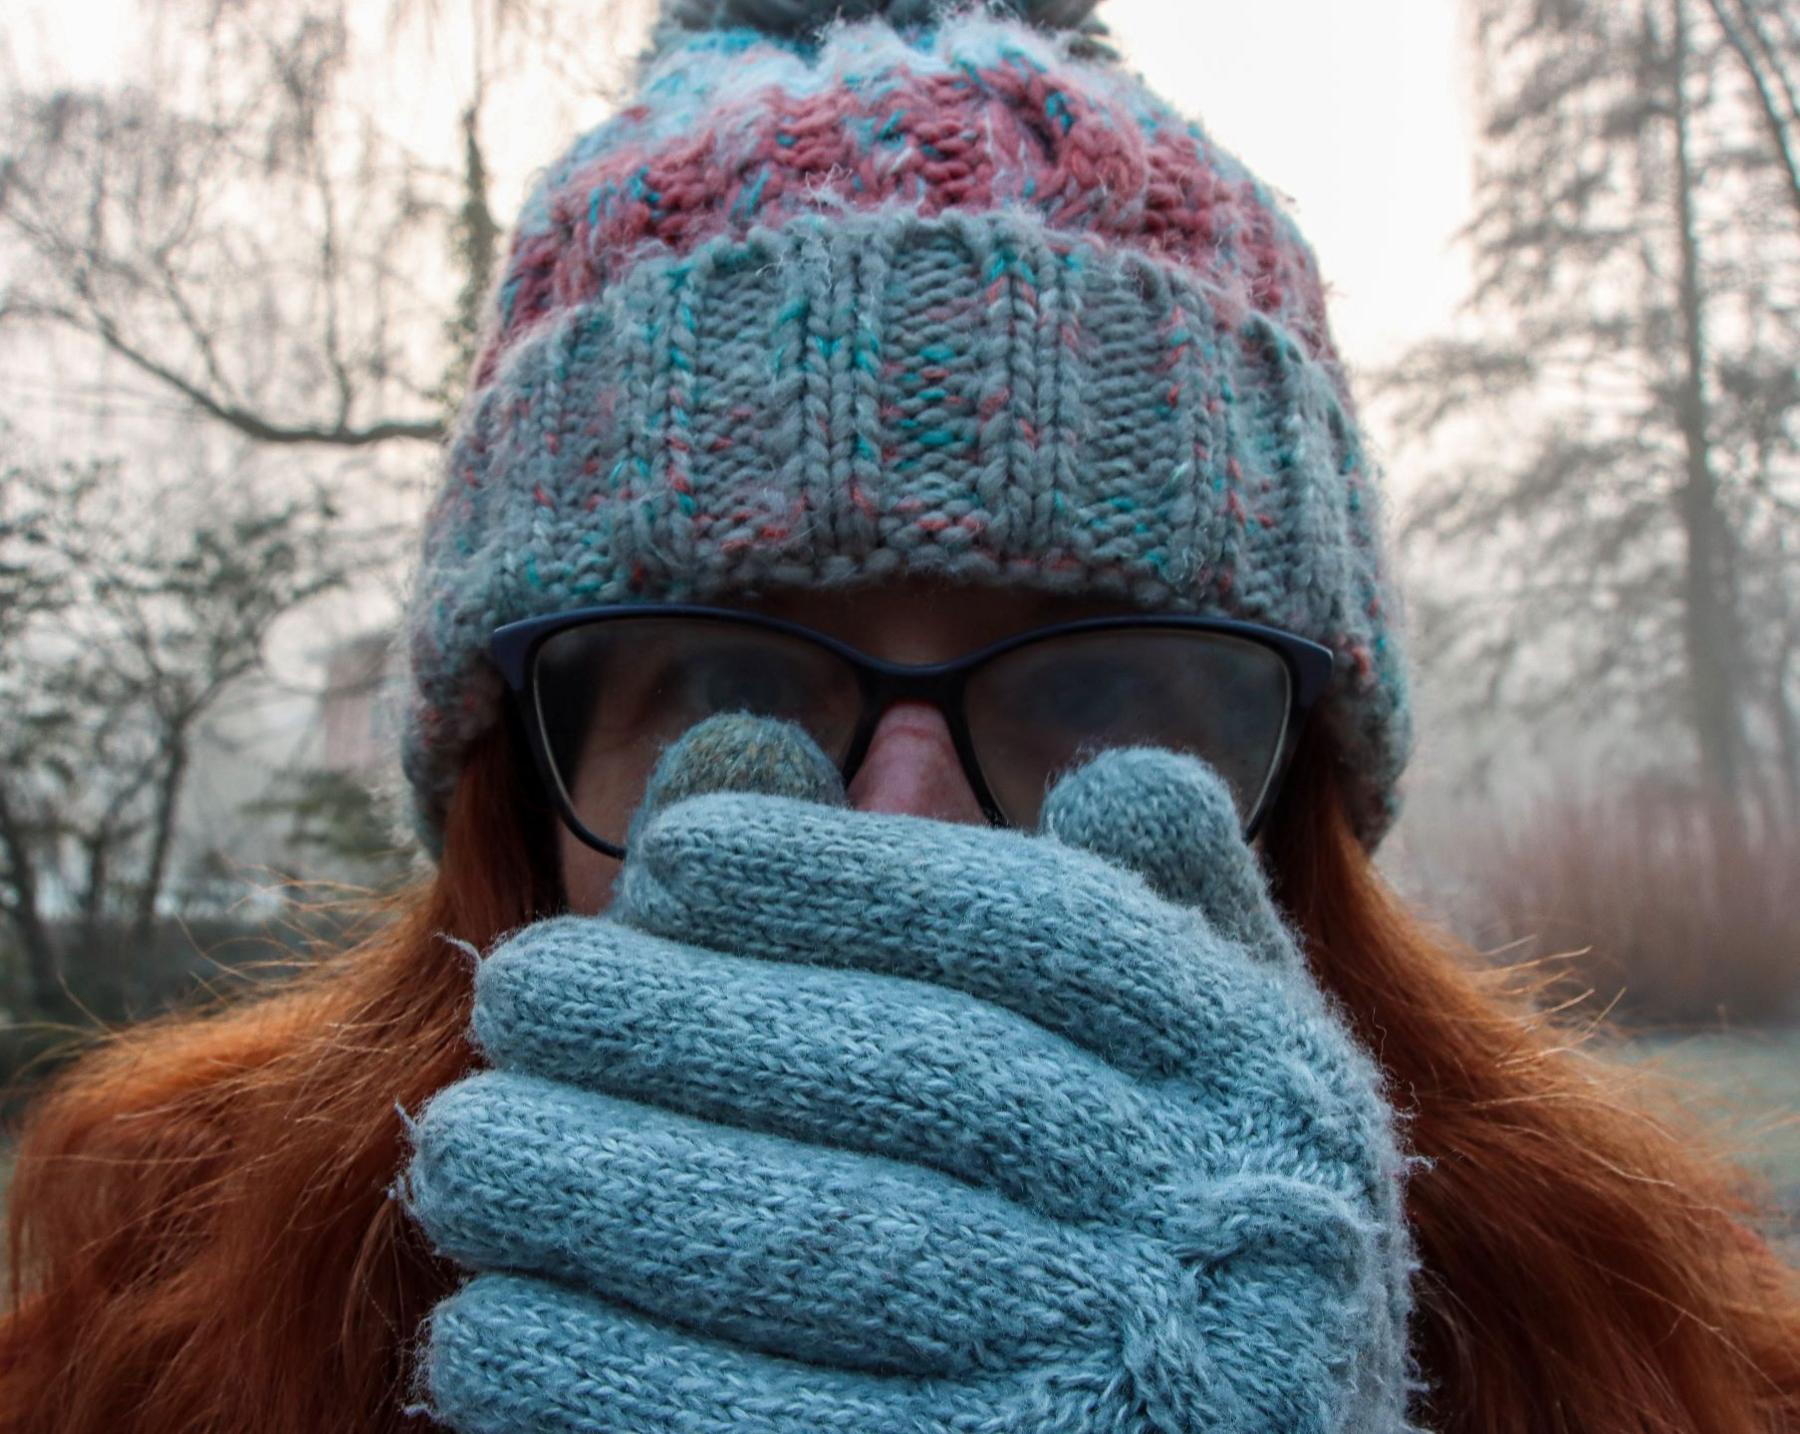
{"left": 398, "top": 0, "right": 1416, "bottom": 857}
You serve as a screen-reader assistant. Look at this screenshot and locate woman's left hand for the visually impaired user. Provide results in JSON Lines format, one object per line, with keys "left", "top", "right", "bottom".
{"left": 399, "top": 723, "right": 1428, "bottom": 1433}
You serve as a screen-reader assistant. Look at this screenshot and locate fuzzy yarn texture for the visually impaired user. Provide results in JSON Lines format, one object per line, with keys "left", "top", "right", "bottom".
{"left": 659, "top": 0, "right": 1109, "bottom": 38}
{"left": 396, "top": 0, "right": 1416, "bottom": 860}
{"left": 399, "top": 718, "right": 1433, "bottom": 1431}
{"left": 624, "top": 710, "right": 848, "bottom": 849}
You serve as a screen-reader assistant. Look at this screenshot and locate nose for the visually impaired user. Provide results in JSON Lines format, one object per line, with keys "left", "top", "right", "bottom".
{"left": 845, "top": 701, "right": 987, "bottom": 823}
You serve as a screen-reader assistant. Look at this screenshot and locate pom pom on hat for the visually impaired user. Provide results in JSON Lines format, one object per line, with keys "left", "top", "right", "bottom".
{"left": 657, "top": 0, "right": 1106, "bottom": 38}
{"left": 641, "top": 1, "right": 1120, "bottom": 93}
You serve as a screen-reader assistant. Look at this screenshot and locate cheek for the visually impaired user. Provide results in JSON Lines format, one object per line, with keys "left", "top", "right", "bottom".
{"left": 555, "top": 748, "right": 632, "bottom": 914}
{"left": 558, "top": 825, "right": 620, "bottom": 915}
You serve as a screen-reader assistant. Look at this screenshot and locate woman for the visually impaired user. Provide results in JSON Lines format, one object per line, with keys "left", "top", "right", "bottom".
{"left": 4, "top": 1, "right": 1798, "bottom": 1429}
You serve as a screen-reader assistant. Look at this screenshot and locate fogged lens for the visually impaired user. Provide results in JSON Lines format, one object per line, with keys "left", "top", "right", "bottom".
{"left": 964, "top": 628, "right": 1293, "bottom": 832}
{"left": 530, "top": 617, "right": 862, "bottom": 851}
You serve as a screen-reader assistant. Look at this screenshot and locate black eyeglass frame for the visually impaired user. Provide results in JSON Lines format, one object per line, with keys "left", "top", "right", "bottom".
{"left": 490, "top": 603, "right": 1336, "bottom": 860}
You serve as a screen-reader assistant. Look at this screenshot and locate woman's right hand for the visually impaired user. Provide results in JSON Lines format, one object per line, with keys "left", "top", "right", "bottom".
{"left": 401, "top": 722, "right": 1431, "bottom": 1432}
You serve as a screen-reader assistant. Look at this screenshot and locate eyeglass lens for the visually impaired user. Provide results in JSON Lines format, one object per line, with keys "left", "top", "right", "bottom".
{"left": 530, "top": 617, "right": 1292, "bottom": 853}
{"left": 532, "top": 618, "right": 864, "bottom": 851}
{"left": 963, "top": 628, "right": 1291, "bottom": 831}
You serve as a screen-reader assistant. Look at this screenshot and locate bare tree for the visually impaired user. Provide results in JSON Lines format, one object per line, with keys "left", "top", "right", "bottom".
{"left": 1381, "top": 0, "right": 1800, "bottom": 838}
{"left": 0, "top": 27, "right": 445, "bottom": 450}
{"left": 1706, "top": 0, "right": 1800, "bottom": 222}
{"left": 0, "top": 0, "right": 644, "bottom": 461}
{"left": 0, "top": 425, "right": 352, "bottom": 1017}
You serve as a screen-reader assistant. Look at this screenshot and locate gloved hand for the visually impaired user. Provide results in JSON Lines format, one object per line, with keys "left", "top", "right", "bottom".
{"left": 399, "top": 715, "right": 1431, "bottom": 1433}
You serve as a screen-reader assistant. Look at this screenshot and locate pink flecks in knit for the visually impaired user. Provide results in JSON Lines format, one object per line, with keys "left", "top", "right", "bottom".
{"left": 474, "top": 59, "right": 1336, "bottom": 389}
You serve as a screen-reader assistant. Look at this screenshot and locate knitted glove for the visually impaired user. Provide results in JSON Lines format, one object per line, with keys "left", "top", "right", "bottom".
{"left": 400, "top": 716, "right": 1430, "bottom": 1433}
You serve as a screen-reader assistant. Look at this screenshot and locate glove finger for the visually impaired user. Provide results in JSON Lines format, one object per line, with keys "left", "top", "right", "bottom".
{"left": 404, "top": 1069, "right": 1117, "bottom": 1378}
{"left": 1033, "top": 753, "right": 1406, "bottom": 1215}
{"left": 1038, "top": 745, "right": 1296, "bottom": 957}
{"left": 422, "top": 1272, "right": 1125, "bottom": 1434}
{"left": 616, "top": 794, "right": 1290, "bottom": 1085}
{"left": 471, "top": 914, "right": 1194, "bottom": 1223}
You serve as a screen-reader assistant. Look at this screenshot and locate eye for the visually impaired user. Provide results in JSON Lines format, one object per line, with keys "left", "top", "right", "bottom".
{"left": 685, "top": 650, "right": 815, "bottom": 715}
{"left": 1034, "top": 657, "right": 1165, "bottom": 729}
{"left": 694, "top": 654, "right": 802, "bottom": 708}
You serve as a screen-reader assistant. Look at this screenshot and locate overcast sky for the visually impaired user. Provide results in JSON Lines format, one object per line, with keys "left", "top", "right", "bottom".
{"left": 1112, "top": 0, "right": 1475, "bottom": 369}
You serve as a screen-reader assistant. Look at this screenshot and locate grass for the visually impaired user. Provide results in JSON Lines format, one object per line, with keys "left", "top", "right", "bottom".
{"left": 1613, "top": 1026, "right": 1800, "bottom": 1184}
{"left": 1608, "top": 1025, "right": 1800, "bottom": 1257}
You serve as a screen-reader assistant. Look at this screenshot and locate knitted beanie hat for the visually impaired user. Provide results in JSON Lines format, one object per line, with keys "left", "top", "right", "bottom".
{"left": 398, "top": 0, "right": 1415, "bottom": 859}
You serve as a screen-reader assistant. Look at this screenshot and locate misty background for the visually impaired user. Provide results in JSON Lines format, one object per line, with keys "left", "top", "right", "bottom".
{"left": 1, "top": 0, "right": 1796, "bottom": 1228}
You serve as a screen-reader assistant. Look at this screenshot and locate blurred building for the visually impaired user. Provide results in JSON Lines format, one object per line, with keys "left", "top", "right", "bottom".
{"left": 318, "top": 630, "right": 396, "bottom": 776}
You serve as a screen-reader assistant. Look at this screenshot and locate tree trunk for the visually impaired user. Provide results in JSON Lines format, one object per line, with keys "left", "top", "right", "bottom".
{"left": 130, "top": 730, "right": 190, "bottom": 951}
{"left": 78, "top": 828, "right": 109, "bottom": 935}
{"left": 1775, "top": 633, "right": 1800, "bottom": 835}
{"left": 0, "top": 783, "right": 67, "bottom": 1016}
{"left": 444, "top": 102, "right": 502, "bottom": 405}
{"left": 1667, "top": 0, "right": 1752, "bottom": 828}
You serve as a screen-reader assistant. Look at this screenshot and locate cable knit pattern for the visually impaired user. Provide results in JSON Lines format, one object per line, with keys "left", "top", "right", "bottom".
{"left": 396, "top": 0, "right": 1415, "bottom": 859}
{"left": 400, "top": 718, "right": 1432, "bottom": 1431}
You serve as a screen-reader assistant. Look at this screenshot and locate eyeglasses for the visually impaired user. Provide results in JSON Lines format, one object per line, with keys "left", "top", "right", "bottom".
{"left": 490, "top": 604, "right": 1334, "bottom": 859}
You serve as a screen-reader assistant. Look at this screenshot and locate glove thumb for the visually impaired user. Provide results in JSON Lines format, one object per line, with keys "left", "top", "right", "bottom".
{"left": 624, "top": 712, "right": 848, "bottom": 851}
{"left": 1039, "top": 747, "right": 1292, "bottom": 954}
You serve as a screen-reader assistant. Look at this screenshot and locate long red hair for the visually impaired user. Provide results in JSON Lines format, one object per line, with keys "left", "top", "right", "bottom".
{"left": 3, "top": 718, "right": 1798, "bottom": 1432}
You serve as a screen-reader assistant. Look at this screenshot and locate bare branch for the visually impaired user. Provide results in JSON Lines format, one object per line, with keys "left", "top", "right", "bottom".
{"left": 1707, "top": 0, "right": 1800, "bottom": 222}
{"left": 7, "top": 298, "right": 444, "bottom": 445}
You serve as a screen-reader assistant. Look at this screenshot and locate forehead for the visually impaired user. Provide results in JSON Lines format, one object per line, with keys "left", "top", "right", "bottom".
{"left": 731, "top": 579, "right": 1150, "bottom": 659}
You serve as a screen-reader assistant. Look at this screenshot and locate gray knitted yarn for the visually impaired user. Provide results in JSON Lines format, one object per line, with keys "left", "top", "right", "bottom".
{"left": 401, "top": 723, "right": 1434, "bottom": 1430}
